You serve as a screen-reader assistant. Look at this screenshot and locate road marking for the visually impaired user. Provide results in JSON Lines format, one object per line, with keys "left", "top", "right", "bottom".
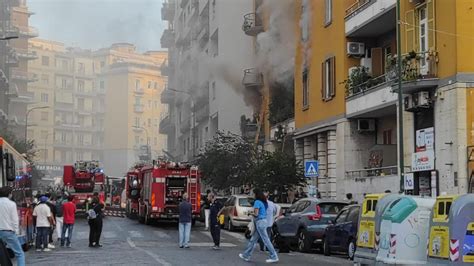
{"left": 75, "top": 231, "right": 89, "bottom": 240}
{"left": 103, "top": 231, "right": 118, "bottom": 239}
{"left": 127, "top": 237, "right": 171, "bottom": 266}
{"left": 188, "top": 242, "right": 237, "bottom": 247}
{"left": 129, "top": 230, "right": 143, "bottom": 238}
{"left": 126, "top": 237, "right": 136, "bottom": 248}
{"left": 154, "top": 231, "right": 171, "bottom": 239}
{"left": 221, "top": 230, "right": 246, "bottom": 242}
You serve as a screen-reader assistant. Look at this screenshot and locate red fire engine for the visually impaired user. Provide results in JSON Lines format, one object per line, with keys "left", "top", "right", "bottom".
{"left": 125, "top": 161, "right": 201, "bottom": 225}
{"left": 63, "top": 160, "right": 106, "bottom": 211}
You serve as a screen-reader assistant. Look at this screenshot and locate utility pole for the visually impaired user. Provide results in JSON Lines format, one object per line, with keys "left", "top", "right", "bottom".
{"left": 396, "top": 0, "right": 405, "bottom": 192}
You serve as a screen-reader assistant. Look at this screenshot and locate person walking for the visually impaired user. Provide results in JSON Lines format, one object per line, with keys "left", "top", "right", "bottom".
{"left": 55, "top": 193, "right": 66, "bottom": 243}
{"left": 61, "top": 195, "right": 76, "bottom": 248}
{"left": 178, "top": 193, "right": 192, "bottom": 248}
{"left": 33, "top": 195, "right": 55, "bottom": 252}
{"left": 203, "top": 189, "right": 211, "bottom": 230}
{"left": 88, "top": 197, "right": 104, "bottom": 247}
{"left": 44, "top": 193, "right": 56, "bottom": 247}
{"left": 259, "top": 191, "right": 277, "bottom": 252}
{"left": 0, "top": 187, "right": 25, "bottom": 266}
{"left": 239, "top": 189, "right": 279, "bottom": 263}
{"left": 208, "top": 193, "right": 222, "bottom": 250}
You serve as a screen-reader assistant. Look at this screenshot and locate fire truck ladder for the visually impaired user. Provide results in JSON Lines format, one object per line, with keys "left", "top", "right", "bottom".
{"left": 189, "top": 167, "right": 199, "bottom": 211}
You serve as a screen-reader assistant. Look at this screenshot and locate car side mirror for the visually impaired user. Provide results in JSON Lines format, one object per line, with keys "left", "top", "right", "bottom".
{"left": 328, "top": 219, "right": 335, "bottom": 225}
{"left": 5, "top": 153, "right": 16, "bottom": 182}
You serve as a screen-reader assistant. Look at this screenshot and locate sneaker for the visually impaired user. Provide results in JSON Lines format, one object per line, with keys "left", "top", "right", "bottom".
{"left": 184, "top": 245, "right": 190, "bottom": 249}
{"left": 94, "top": 244, "right": 103, "bottom": 248}
{"left": 212, "top": 245, "right": 220, "bottom": 250}
{"left": 48, "top": 244, "right": 55, "bottom": 249}
{"left": 265, "top": 258, "right": 279, "bottom": 263}
{"left": 179, "top": 246, "right": 184, "bottom": 248}
{"left": 35, "top": 249, "right": 42, "bottom": 252}
{"left": 66, "top": 244, "right": 72, "bottom": 248}
{"left": 42, "top": 248, "right": 52, "bottom": 252}
{"left": 239, "top": 253, "right": 250, "bottom": 262}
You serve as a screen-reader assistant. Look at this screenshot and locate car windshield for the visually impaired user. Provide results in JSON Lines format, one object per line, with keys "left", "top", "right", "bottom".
{"left": 238, "top": 198, "right": 254, "bottom": 207}
{"left": 319, "top": 203, "right": 347, "bottom": 215}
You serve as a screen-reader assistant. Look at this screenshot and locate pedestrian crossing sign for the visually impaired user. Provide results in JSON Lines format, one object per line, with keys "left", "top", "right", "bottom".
{"left": 305, "top": 160, "right": 319, "bottom": 178}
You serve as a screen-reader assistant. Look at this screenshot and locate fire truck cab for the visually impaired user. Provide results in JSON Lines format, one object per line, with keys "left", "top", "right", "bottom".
{"left": 136, "top": 161, "right": 201, "bottom": 225}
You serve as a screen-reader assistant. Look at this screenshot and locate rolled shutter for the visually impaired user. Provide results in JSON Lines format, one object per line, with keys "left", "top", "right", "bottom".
{"left": 427, "top": 0, "right": 436, "bottom": 51}
{"left": 405, "top": 10, "right": 416, "bottom": 53}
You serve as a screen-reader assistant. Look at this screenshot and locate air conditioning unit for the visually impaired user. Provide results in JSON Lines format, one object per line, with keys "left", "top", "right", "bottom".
{"left": 413, "top": 91, "right": 430, "bottom": 108}
{"left": 360, "top": 57, "right": 372, "bottom": 74}
{"left": 347, "top": 42, "right": 365, "bottom": 57}
{"left": 357, "top": 119, "right": 375, "bottom": 132}
{"left": 404, "top": 95, "right": 414, "bottom": 111}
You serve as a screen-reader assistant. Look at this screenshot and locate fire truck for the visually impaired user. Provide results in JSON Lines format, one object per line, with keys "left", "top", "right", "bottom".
{"left": 126, "top": 161, "right": 201, "bottom": 225}
{"left": 0, "top": 137, "right": 34, "bottom": 250}
{"left": 63, "top": 160, "right": 106, "bottom": 211}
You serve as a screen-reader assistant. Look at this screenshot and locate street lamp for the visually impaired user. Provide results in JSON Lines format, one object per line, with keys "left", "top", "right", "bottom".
{"left": 25, "top": 106, "right": 49, "bottom": 142}
{"left": 165, "top": 88, "right": 196, "bottom": 159}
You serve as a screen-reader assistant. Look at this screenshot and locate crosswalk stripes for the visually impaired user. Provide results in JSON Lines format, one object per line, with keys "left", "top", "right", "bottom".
{"left": 103, "top": 209, "right": 126, "bottom": 218}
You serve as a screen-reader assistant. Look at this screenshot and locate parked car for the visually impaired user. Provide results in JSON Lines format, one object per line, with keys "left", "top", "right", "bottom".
{"left": 220, "top": 195, "right": 254, "bottom": 231}
{"left": 273, "top": 198, "right": 348, "bottom": 253}
{"left": 198, "top": 196, "right": 228, "bottom": 222}
{"left": 323, "top": 204, "right": 360, "bottom": 260}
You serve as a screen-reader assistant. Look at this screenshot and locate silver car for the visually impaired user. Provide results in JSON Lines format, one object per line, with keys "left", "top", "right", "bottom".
{"left": 220, "top": 195, "right": 254, "bottom": 231}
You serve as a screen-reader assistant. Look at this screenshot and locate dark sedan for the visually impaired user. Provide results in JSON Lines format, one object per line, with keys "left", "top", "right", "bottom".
{"left": 272, "top": 198, "right": 348, "bottom": 253}
{"left": 323, "top": 204, "right": 360, "bottom": 260}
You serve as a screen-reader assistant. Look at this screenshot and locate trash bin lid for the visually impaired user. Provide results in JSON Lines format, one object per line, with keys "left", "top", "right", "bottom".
{"left": 382, "top": 197, "right": 417, "bottom": 223}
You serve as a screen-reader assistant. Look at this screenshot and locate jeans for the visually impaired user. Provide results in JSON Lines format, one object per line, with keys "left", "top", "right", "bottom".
{"left": 61, "top": 224, "right": 74, "bottom": 246}
{"left": 242, "top": 219, "right": 278, "bottom": 260}
{"left": 258, "top": 227, "right": 273, "bottom": 251}
{"left": 0, "top": 231, "right": 25, "bottom": 266}
{"left": 210, "top": 224, "right": 221, "bottom": 246}
{"left": 36, "top": 227, "right": 49, "bottom": 250}
{"left": 55, "top": 217, "right": 64, "bottom": 240}
{"left": 178, "top": 222, "right": 191, "bottom": 247}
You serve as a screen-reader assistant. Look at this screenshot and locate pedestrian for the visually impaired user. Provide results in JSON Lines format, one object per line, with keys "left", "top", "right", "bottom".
{"left": 55, "top": 193, "right": 66, "bottom": 243}
{"left": 239, "top": 189, "right": 279, "bottom": 263}
{"left": 0, "top": 187, "right": 25, "bottom": 266}
{"left": 33, "top": 195, "right": 55, "bottom": 252}
{"left": 287, "top": 188, "right": 295, "bottom": 204}
{"left": 204, "top": 189, "right": 211, "bottom": 230}
{"left": 208, "top": 193, "right": 222, "bottom": 250}
{"left": 178, "top": 193, "right": 192, "bottom": 248}
{"left": 346, "top": 193, "right": 357, "bottom": 204}
{"left": 87, "top": 197, "right": 104, "bottom": 247}
{"left": 44, "top": 193, "right": 56, "bottom": 247}
{"left": 298, "top": 188, "right": 307, "bottom": 198}
{"left": 258, "top": 191, "right": 277, "bottom": 252}
{"left": 61, "top": 195, "right": 76, "bottom": 248}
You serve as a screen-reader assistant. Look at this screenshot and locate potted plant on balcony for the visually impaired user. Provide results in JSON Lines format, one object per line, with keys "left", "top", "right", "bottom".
{"left": 343, "top": 66, "right": 372, "bottom": 96}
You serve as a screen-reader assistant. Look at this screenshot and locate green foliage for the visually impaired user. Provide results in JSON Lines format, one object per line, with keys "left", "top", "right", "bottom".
{"left": 0, "top": 128, "right": 37, "bottom": 161}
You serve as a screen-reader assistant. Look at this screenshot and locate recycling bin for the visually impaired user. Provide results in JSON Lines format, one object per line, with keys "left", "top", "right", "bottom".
{"left": 428, "top": 194, "right": 474, "bottom": 265}
{"left": 376, "top": 196, "right": 435, "bottom": 265}
{"left": 354, "top": 193, "right": 402, "bottom": 265}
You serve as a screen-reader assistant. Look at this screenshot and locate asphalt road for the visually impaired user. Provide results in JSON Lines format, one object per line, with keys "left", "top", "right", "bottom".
{"left": 25, "top": 216, "right": 351, "bottom": 266}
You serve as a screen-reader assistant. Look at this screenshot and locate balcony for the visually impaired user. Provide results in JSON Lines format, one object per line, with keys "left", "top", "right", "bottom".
{"left": 195, "top": 104, "right": 209, "bottom": 123}
{"left": 6, "top": 52, "right": 19, "bottom": 66}
{"left": 75, "top": 89, "right": 96, "bottom": 97}
{"left": 197, "top": 21, "right": 209, "bottom": 49}
{"left": 159, "top": 114, "right": 175, "bottom": 134}
{"left": 345, "top": 0, "right": 396, "bottom": 37}
{"left": 180, "top": 117, "right": 191, "bottom": 133}
{"left": 134, "top": 104, "right": 144, "bottom": 113}
{"left": 160, "top": 60, "right": 169, "bottom": 76}
{"left": 10, "top": 91, "right": 34, "bottom": 104}
{"left": 160, "top": 89, "right": 175, "bottom": 104}
{"left": 14, "top": 48, "right": 38, "bottom": 60}
{"left": 242, "top": 68, "right": 263, "bottom": 88}
{"left": 160, "top": 29, "right": 175, "bottom": 49}
{"left": 161, "top": 1, "right": 175, "bottom": 21}
{"left": 10, "top": 70, "right": 38, "bottom": 82}
{"left": 134, "top": 87, "right": 144, "bottom": 95}
{"left": 242, "top": 13, "right": 264, "bottom": 36}
{"left": 17, "top": 25, "right": 39, "bottom": 38}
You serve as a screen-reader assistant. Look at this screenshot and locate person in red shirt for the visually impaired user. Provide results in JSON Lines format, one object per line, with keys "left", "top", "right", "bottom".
{"left": 61, "top": 195, "right": 76, "bottom": 248}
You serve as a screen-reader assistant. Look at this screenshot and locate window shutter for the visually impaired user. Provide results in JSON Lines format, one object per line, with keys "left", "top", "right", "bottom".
{"left": 405, "top": 10, "right": 416, "bottom": 53}
{"left": 321, "top": 61, "right": 325, "bottom": 100}
{"left": 427, "top": 0, "right": 436, "bottom": 51}
{"left": 330, "top": 57, "right": 336, "bottom": 98}
{"left": 371, "top": 48, "right": 383, "bottom": 77}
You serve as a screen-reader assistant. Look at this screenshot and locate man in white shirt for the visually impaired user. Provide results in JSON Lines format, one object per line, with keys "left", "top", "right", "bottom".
{"left": 33, "top": 195, "right": 55, "bottom": 252}
{"left": 0, "top": 187, "right": 25, "bottom": 266}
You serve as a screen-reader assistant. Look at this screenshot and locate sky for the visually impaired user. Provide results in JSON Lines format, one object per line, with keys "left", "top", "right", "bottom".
{"left": 28, "top": 0, "right": 166, "bottom": 52}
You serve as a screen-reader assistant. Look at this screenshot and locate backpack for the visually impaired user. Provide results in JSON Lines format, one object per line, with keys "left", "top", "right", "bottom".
{"left": 87, "top": 208, "right": 97, "bottom": 220}
{"left": 55, "top": 199, "right": 65, "bottom": 217}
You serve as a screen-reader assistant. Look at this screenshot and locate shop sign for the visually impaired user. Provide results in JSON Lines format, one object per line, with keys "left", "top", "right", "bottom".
{"left": 412, "top": 150, "right": 435, "bottom": 172}
{"left": 36, "top": 165, "right": 62, "bottom": 172}
{"left": 416, "top": 127, "right": 434, "bottom": 152}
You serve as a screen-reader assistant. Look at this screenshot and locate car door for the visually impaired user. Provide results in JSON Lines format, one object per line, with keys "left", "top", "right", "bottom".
{"left": 276, "top": 201, "right": 304, "bottom": 237}
{"left": 346, "top": 206, "right": 360, "bottom": 241}
{"left": 332, "top": 208, "right": 349, "bottom": 249}
{"left": 292, "top": 200, "right": 311, "bottom": 235}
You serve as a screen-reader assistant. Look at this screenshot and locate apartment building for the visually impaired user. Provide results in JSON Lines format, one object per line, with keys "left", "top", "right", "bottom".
{"left": 94, "top": 43, "right": 167, "bottom": 177}
{"left": 294, "top": 0, "right": 474, "bottom": 201}
{"left": 160, "top": 0, "right": 254, "bottom": 162}
{"left": 28, "top": 39, "right": 105, "bottom": 179}
{"left": 0, "top": 0, "right": 37, "bottom": 133}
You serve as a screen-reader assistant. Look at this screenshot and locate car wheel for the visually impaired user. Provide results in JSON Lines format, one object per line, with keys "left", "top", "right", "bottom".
{"left": 297, "top": 229, "right": 312, "bottom": 253}
{"left": 323, "top": 237, "right": 331, "bottom": 256}
{"left": 347, "top": 238, "right": 356, "bottom": 260}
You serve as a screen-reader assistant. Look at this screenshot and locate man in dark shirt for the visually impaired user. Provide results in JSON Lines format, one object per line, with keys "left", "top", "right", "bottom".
{"left": 208, "top": 193, "right": 222, "bottom": 250}
{"left": 178, "top": 193, "right": 192, "bottom": 248}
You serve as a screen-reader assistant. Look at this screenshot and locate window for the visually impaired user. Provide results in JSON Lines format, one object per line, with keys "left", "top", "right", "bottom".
{"left": 148, "top": 81, "right": 152, "bottom": 89}
{"left": 77, "top": 80, "right": 85, "bottom": 92}
{"left": 135, "top": 97, "right": 141, "bottom": 106}
{"left": 183, "top": 140, "right": 186, "bottom": 154}
{"left": 41, "top": 149, "right": 48, "bottom": 160}
{"left": 61, "top": 60, "right": 68, "bottom": 70}
{"left": 100, "top": 80, "right": 105, "bottom": 89}
{"left": 154, "top": 101, "right": 158, "bottom": 109}
{"left": 78, "top": 62, "right": 85, "bottom": 73}
{"left": 41, "top": 130, "right": 48, "bottom": 139}
{"left": 100, "top": 61, "right": 105, "bottom": 68}
{"left": 41, "top": 93, "right": 49, "bottom": 103}
{"left": 77, "top": 98, "right": 85, "bottom": 110}
{"left": 41, "top": 56, "right": 49, "bottom": 66}
{"left": 135, "top": 136, "right": 140, "bottom": 145}
{"left": 135, "top": 117, "right": 140, "bottom": 127}
{"left": 418, "top": 6, "right": 428, "bottom": 74}
{"left": 212, "top": 81, "right": 216, "bottom": 100}
{"left": 148, "top": 100, "right": 152, "bottom": 108}
{"left": 324, "top": 0, "right": 332, "bottom": 26}
{"left": 148, "top": 118, "right": 151, "bottom": 127}
{"left": 301, "top": 0, "right": 310, "bottom": 41}
{"left": 154, "top": 82, "right": 158, "bottom": 90}
{"left": 61, "top": 79, "right": 68, "bottom": 89}
{"left": 154, "top": 118, "right": 158, "bottom": 127}
{"left": 383, "top": 129, "right": 393, "bottom": 145}
{"left": 77, "top": 134, "right": 84, "bottom": 145}
{"left": 322, "top": 57, "right": 335, "bottom": 101}
{"left": 41, "top": 74, "right": 49, "bottom": 85}
{"left": 335, "top": 209, "right": 349, "bottom": 224}
{"left": 347, "top": 207, "right": 360, "bottom": 223}
{"left": 302, "top": 69, "right": 309, "bottom": 108}
{"left": 41, "top": 111, "right": 48, "bottom": 121}
{"left": 135, "top": 79, "right": 141, "bottom": 90}
{"left": 154, "top": 137, "right": 157, "bottom": 146}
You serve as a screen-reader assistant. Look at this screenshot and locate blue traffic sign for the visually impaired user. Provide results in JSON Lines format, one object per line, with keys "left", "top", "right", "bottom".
{"left": 305, "top": 160, "right": 319, "bottom": 178}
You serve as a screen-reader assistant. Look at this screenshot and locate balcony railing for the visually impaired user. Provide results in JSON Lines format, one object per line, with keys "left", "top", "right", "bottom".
{"left": 10, "top": 69, "right": 38, "bottom": 82}
{"left": 17, "top": 25, "right": 39, "bottom": 38}
{"left": 196, "top": 105, "right": 209, "bottom": 123}
{"left": 134, "top": 87, "right": 144, "bottom": 95}
{"left": 345, "top": 165, "right": 398, "bottom": 179}
{"left": 160, "top": 89, "right": 175, "bottom": 104}
{"left": 159, "top": 114, "right": 174, "bottom": 134}
{"left": 242, "top": 68, "right": 263, "bottom": 88}
{"left": 14, "top": 48, "right": 38, "bottom": 60}
{"left": 160, "top": 29, "right": 175, "bottom": 49}
{"left": 242, "top": 13, "right": 264, "bottom": 36}
{"left": 345, "top": 0, "right": 371, "bottom": 18}
{"left": 161, "top": 2, "right": 175, "bottom": 21}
